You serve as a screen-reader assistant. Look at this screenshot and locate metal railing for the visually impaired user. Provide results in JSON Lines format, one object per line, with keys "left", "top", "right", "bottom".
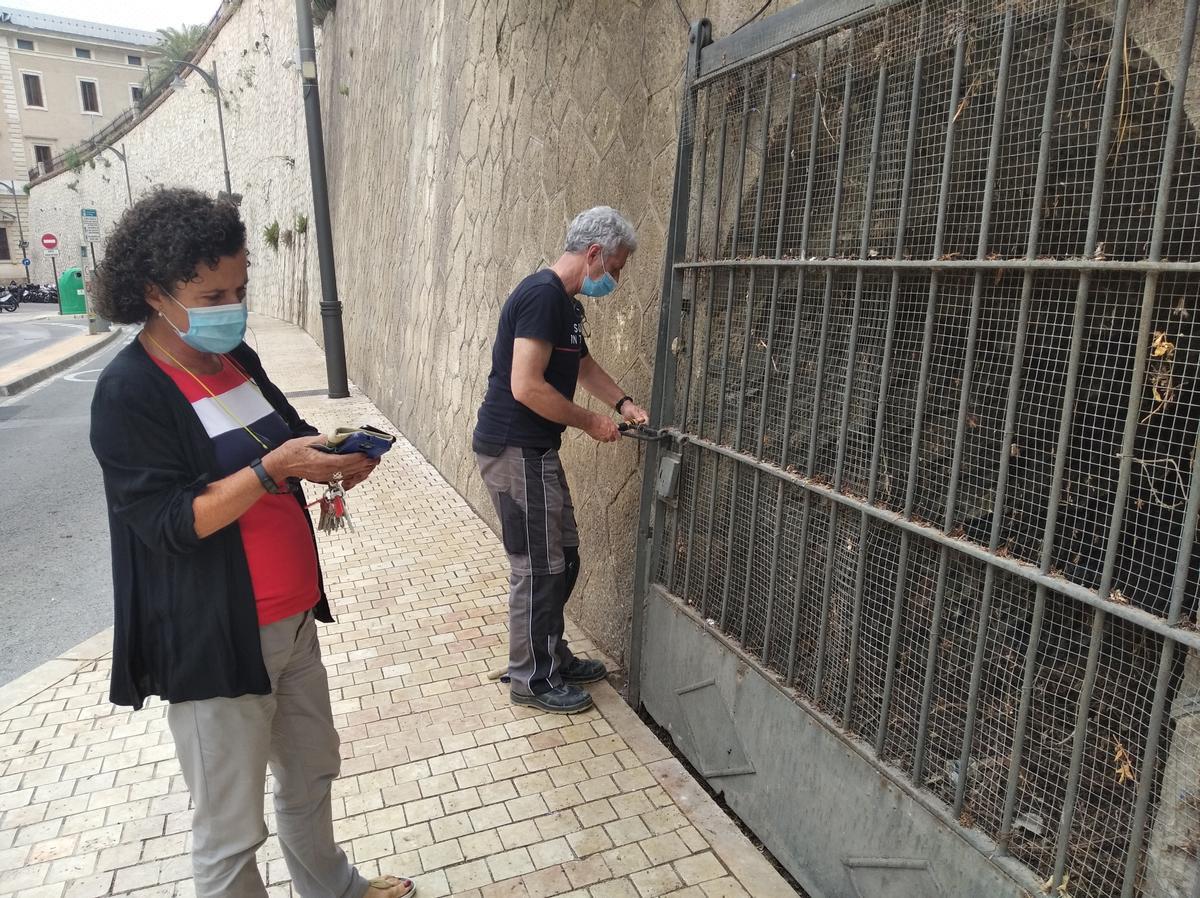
{"left": 648, "top": 0, "right": 1200, "bottom": 895}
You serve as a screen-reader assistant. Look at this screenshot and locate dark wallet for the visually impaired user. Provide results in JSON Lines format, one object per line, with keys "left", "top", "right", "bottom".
{"left": 317, "top": 425, "right": 396, "bottom": 459}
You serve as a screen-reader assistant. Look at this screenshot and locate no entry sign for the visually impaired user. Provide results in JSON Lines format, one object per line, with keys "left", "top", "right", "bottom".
{"left": 41, "top": 233, "right": 57, "bottom": 250}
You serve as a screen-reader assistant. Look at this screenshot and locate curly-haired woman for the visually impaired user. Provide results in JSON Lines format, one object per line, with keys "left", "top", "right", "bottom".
{"left": 89, "top": 188, "right": 415, "bottom": 898}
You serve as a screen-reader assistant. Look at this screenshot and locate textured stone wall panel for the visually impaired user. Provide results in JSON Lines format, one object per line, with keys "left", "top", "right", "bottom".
{"left": 317, "top": 0, "right": 794, "bottom": 664}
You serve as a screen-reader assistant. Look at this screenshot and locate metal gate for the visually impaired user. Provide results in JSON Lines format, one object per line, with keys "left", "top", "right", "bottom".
{"left": 632, "top": 1, "right": 1200, "bottom": 896}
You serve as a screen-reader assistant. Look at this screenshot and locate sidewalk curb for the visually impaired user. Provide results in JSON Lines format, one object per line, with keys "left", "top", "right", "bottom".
{"left": 0, "top": 627, "right": 112, "bottom": 716}
{"left": 592, "top": 683, "right": 800, "bottom": 897}
{"left": 0, "top": 326, "right": 121, "bottom": 396}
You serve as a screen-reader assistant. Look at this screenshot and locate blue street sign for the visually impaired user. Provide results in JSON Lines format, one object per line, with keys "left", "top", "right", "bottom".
{"left": 21, "top": 258, "right": 30, "bottom": 267}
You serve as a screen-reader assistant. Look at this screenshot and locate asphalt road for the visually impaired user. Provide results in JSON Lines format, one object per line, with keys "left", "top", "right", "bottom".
{"left": 0, "top": 329, "right": 131, "bottom": 685}
{"left": 0, "top": 316, "right": 86, "bottom": 368}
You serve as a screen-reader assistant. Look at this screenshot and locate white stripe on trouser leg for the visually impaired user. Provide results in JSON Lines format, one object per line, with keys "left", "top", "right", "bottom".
{"left": 522, "top": 454, "right": 535, "bottom": 694}
{"left": 541, "top": 454, "right": 557, "bottom": 691}
{"left": 542, "top": 455, "right": 551, "bottom": 573}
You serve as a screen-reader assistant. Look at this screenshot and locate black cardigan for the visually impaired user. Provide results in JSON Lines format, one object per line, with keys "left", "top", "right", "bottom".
{"left": 90, "top": 338, "right": 333, "bottom": 709}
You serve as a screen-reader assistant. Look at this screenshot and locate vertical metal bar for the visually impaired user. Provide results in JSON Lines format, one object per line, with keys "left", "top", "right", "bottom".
{"left": 751, "top": 57, "right": 801, "bottom": 654}
{"left": 998, "top": 586, "right": 1047, "bottom": 846}
{"left": 950, "top": 0, "right": 1018, "bottom": 816}
{"left": 698, "top": 108, "right": 731, "bottom": 448}
{"left": 1050, "top": 0, "right": 1136, "bottom": 884}
{"left": 1119, "top": 2, "right": 1198, "bottom": 891}
{"left": 945, "top": 0, "right": 1022, "bottom": 811}
{"left": 1053, "top": 609, "right": 1107, "bottom": 882}
{"left": 910, "top": 7, "right": 971, "bottom": 783}
{"left": 715, "top": 71, "right": 754, "bottom": 449}
{"left": 688, "top": 97, "right": 730, "bottom": 616}
{"left": 715, "top": 70, "right": 754, "bottom": 632}
{"left": 1121, "top": 431, "right": 1200, "bottom": 894}
{"left": 840, "top": 49, "right": 890, "bottom": 726}
{"left": 996, "top": 0, "right": 1072, "bottom": 848}
{"left": 782, "top": 39, "right": 829, "bottom": 683}
{"left": 873, "top": 2, "right": 928, "bottom": 755}
{"left": 679, "top": 91, "right": 713, "bottom": 435}
{"left": 811, "top": 31, "right": 857, "bottom": 701}
{"left": 669, "top": 89, "right": 714, "bottom": 598}
{"left": 628, "top": 18, "right": 712, "bottom": 707}
{"left": 723, "top": 70, "right": 775, "bottom": 640}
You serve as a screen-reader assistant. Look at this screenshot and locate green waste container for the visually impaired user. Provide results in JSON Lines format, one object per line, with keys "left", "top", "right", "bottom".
{"left": 58, "top": 267, "right": 85, "bottom": 315}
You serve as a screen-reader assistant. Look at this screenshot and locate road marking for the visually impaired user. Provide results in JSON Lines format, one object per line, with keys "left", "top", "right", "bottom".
{"left": 64, "top": 368, "right": 103, "bottom": 383}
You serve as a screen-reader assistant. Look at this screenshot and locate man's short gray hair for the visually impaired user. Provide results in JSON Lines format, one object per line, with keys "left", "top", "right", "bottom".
{"left": 564, "top": 206, "right": 638, "bottom": 255}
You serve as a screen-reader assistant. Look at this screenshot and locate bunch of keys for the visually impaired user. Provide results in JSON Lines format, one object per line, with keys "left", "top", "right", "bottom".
{"left": 317, "top": 480, "right": 354, "bottom": 533}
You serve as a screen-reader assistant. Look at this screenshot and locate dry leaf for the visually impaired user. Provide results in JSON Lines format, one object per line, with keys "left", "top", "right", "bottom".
{"left": 1114, "top": 737, "right": 1136, "bottom": 785}
{"left": 1152, "top": 331, "right": 1176, "bottom": 358}
{"left": 1042, "top": 874, "right": 1073, "bottom": 898}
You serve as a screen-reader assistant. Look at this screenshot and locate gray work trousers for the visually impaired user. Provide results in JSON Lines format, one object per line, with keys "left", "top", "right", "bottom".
{"left": 167, "top": 610, "right": 368, "bottom": 898}
{"left": 476, "top": 446, "right": 581, "bottom": 696}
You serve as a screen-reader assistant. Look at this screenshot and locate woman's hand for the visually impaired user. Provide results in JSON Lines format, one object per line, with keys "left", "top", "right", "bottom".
{"left": 263, "top": 436, "right": 375, "bottom": 484}
{"left": 342, "top": 460, "right": 380, "bottom": 491}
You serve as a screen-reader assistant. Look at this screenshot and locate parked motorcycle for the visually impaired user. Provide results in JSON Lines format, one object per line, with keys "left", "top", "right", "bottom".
{"left": 0, "top": 292, "right": 17, "bottom": 313}
{"left": 13, "top": 283, "right": 57, "bottom": 304}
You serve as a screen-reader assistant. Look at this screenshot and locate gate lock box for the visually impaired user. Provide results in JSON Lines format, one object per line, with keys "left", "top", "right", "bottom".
{"left": 656, "top": 452, "right": 681, "bottom": 503}
{"left": 617, "top": 424, "right": 679, "bottom": 501}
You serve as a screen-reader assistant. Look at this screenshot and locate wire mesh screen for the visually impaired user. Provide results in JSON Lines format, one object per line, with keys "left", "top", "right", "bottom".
{"left": 652, "top": 1, "right": 1200, "bottom": 895}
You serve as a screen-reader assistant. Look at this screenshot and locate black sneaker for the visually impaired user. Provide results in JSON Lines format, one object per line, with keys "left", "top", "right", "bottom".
{"left": 511, "top": 684, "right": 594, "bottom": 714}
{"left": 560, "top": 657, "right": 608, "bottom": 684}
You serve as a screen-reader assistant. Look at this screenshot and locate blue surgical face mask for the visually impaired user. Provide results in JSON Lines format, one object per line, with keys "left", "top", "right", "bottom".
{"left": 580, "top": 251, "right": 618, "bottom": 298}
{"left": 163, "top": 291, "right": 248, "bottom": 354}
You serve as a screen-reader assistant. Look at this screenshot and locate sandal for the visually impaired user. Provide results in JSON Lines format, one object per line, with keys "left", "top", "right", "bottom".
{"left": 365, "top": 875, "right": 416, "bottom": 898}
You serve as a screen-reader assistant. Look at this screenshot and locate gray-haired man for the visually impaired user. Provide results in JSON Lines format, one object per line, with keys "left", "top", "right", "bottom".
{"left": 473, "top": 207, "right": 649, "bottom": 714}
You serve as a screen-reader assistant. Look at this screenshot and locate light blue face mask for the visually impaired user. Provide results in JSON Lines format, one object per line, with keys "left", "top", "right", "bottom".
{"left": 163, "top": 291, "right": 248, "bottom": 354}
{"left": 580, "top": 251, "right": 618, "bottom": 298}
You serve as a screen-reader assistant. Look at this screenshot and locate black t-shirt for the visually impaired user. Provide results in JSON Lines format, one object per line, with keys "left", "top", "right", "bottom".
{"left": 475, "top": 269, "right": 589, "bottom": 449}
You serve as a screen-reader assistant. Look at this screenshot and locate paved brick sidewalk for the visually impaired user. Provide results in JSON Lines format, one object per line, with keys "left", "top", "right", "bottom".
{"left": 0, "top": 316, "right": 797, "bottom": 898}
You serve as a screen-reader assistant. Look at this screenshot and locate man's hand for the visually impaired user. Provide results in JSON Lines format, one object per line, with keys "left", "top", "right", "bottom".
{"left": 620, "top": 401, "right": 650, "bottom": 425}
{"left": 584, "top": 413, "right": 620, "bottom": 443}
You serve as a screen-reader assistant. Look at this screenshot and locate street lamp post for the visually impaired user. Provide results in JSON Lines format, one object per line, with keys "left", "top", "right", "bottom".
{"left": 171, "top": 61, "right": 233, "bottom": 197}
{"left": 88, "top": 141, "right": 132, "bottom": 206}
{"left": 0, "top": 181, "right": 28, "bottom": 283}
{"left": 295, "top": 0, "right": 349, "bottom": 399}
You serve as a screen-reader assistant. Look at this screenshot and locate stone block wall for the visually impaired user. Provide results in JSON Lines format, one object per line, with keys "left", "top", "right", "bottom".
{"left": 26, "top": 0, "right": 793, "bottom": 667}
{"left": 311, "top": 0, "right": 788, "bottom": 666}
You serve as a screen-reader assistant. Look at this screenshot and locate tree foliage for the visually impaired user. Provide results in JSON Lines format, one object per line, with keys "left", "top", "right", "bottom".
{"left": 144, "top": 24, "right": 208, "bottom": 93}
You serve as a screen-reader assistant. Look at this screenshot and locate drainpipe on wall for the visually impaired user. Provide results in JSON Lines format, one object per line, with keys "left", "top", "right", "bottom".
{"left": 296, "top": 0, "right": 349, "bottom": 399}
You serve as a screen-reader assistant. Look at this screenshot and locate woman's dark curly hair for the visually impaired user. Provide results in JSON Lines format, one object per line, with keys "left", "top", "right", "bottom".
{"left": 94, "top": 187, "right": 247, "bottom": 324}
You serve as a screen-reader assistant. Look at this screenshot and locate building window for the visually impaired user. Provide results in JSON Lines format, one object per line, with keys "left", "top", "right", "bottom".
{"left": 127, "top": 54, "right": 141, "bottom": 66}
{"left": 0, "top": 229, "right": 11, "bottom": 262}
{"left": 130, "top": 84, "right": 144, "bottom": 105}
{"left": 79, "top": 79, "right": 100, "bottom": 114}
{"left": 33, "top": 144, "right": 51, "bottom": 171}
{"left": 74, "top": 47, "right": 91, "bottom": 59}
{"left": 15, "top": 39, "right": 33, "bottom": 51}
{"left": 21, "top": 72, "right": 43, "bottom": 108}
